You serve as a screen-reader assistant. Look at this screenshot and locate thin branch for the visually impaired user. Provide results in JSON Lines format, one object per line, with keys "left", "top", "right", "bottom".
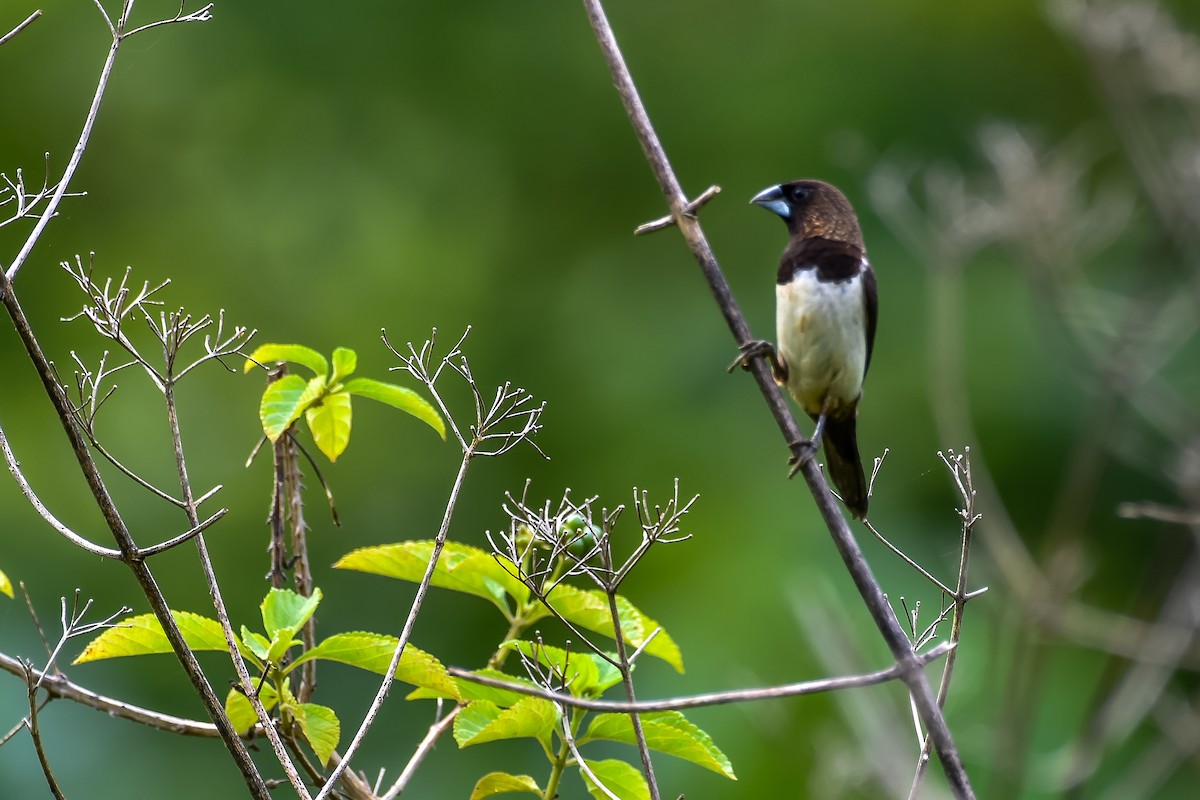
{"left": 315, "top": 452, "right": 474, "bottom": 799}
{"left": 136, "top": 507, "right": 227, "bottom": 558}
{"left": 634, "top": 185, "right": 721, "bottom": 235}
{"left": 23, "top": 661, "right": 67, "bottom": 800}
{"left": 0, "top": 9, "right": 41, "bottom": 48}
{"left": 447, "top": 642, "right": 954, "bottom": 711}
{"left": 0, "top": 420, "right": 122, "bottom": 559}
{"left": 379, "top": 706, "right": 462, "bottom": 800}
{"left": 0, "top": 651, "right": 250, "bottom": 737}
{"left": 577, "top": 1, "right": 975, "bottom": 795}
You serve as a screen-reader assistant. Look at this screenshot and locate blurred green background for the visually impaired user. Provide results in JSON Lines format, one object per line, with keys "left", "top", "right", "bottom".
{"left": 3, "top": 1, "right": 1199, "bottom": 798}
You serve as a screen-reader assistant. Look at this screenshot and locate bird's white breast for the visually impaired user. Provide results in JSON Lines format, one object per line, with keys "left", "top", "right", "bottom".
{"left": 776, "top": 267, "right": 867, "bottom": 417}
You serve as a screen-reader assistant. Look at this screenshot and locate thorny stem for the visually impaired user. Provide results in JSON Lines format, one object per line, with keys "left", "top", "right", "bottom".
{"left": 282, "top": 431, "right": 319, "bottom": 700}
{"left": 578, "top": 0, "right": 974, "bottom": 796}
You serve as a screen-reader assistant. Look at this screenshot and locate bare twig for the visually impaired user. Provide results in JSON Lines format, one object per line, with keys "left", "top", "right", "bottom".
{"left": 635, "top": 185, "right": 721, "bottom": 235}
{"left": 379, "top": 706, "right": 462, "bottom": 800}
{"left": 0, "top": 9, "right": 41, "bottom": 47}
{"left": 577, "top": 1, "right": 974, "bottom": 794}
{"left": 0, "top": 420, "right": 122, "bottom": 559}
{"left": 448, "top": 641, "right": 954, "bottom": 712}
{"left": 22, "top": 661, "right": 67, "bottom": 800}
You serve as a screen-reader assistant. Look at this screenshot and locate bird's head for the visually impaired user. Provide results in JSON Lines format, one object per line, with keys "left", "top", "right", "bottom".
{"left": 750, "top": 180, "right": 863, "bottom": 246}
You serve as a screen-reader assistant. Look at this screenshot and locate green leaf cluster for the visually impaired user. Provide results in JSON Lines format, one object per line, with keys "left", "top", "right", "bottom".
{"left": 336, "top": 538, "right": 734, "bottom": 799}
{"left": 244, "top": 343, "right": 445, "bottom": 461}
{"left": 73, "top": 588, "right": 456, "bottom": 767}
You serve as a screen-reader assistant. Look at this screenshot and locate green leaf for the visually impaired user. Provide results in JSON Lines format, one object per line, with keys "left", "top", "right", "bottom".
{"left": 531, "top": 585, "right": 683, "bottom": 673}
{"left": 73, "top": 611, "right": 236, "bottom": 663}
{"left": 0, "top": 567, "right": 12, "bottom": 599}
{"left": 240, "top": 626, "right": 271, "bottom": 662}
{"left": 290, "top": 632, "right": 459, "bottom": 699}
{"left": 334, "top": 541, "right": 529, "bottom": 612}
{"left": 581, "top": 711, "right": 735, "bottom": 779}
{"left": 341, "top": 377, "right": 445, "bottom": 440}
{"left": 305, "top": 391, "right": 353, "bottom": 461}
{"left": 470, "top": 772, "right": 542, "bottom": 800}
{"left": 295, "top": 703, "right": 340, "bottom": 766}
{"left": 407, "top": 668, "right": 539, "bottom": 707}
{"left": 453, "top": 697, "right": 558, "bottom": 748}
{"left": 260, "top": 374, "right": 326, "bottom": 442}
{"left": 261, "top": 588, "right": 322, "bottom": 638}
{"left": 244, "top": 344, "right": 329, "bottom": 377}
{"left": 580, "top": 759, "right": 651, "bottom": 800}
{"left": 502, "top": 641, "right": 600, "bottom": 697}
{"left": 330, "top": 347, "right": 357, "bottom": 384}
{"left": 224, "top": 683, "right": 278, "bottom": 735}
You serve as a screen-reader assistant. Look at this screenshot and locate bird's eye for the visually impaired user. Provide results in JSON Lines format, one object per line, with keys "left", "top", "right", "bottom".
{"left": 789, "top": 185, "right": 812, "bottom": 203}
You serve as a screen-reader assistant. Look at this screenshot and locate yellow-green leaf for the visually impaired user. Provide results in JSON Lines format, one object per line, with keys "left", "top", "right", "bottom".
{"left": 260, "top": 374, "right": 326, "bottom": 442}
{"left": 295, "top": 702, "right": 340, "bottom": 766}
{"left": 453, "top": 697, "right": 558, "bottom": 748}
{"left": 502, "top": 641, "right": 600, "bottom": 697}
{"left": 334, "top": 541, "right": 529, "bottom": 612}
{"left": 305, "top": 391, "right": 352, "bottom": 461}
{"left": 261, "top": 587, "right": 322, "bottom": 638}
{"left": 73, "top": 611, "right": 236, "bottom": 664}
{"left": 470, "top": 772, "right": 542, "bottom": 800}
{"left": 581, "top": 759, "right": 651, "bottom": 800}
{"left": 289, "top": 632, "right": 459, "bottom": 699}
{"left": 581, "top": 711, "right": 735, "bottom": 779}
{"left": 341, "top": 377, "right": 445, "bottom": 440}
{"left": 529, "top": 584, "right": 683, "bottom": 673}
{"left": 224, "top": 683, "right": 278, "bottom": 735}
{"left": 330, "top": 347, "right": 357, "bottom": 384}
{"left": 0, "top": 567, "right": 12, "bottom": 599}
{"left": 244, "top": 343, "right": 329, "bottom": 377}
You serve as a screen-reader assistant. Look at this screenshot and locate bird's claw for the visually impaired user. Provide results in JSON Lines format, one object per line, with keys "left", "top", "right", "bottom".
{"left": 787, "top": 438, "right": 819, "bottom": 478}
{"left": 728, "top": 339, "right": 779, "bottom": 374}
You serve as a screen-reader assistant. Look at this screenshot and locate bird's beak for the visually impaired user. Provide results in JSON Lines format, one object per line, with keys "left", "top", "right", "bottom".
{"left": 750, "top": 184, "right": 790, "bottom": 219}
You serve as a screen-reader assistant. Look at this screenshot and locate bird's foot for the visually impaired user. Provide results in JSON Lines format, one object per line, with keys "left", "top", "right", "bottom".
{"left": 786, "top": 438, "right": 819, "bottom": 478}
{"left": 728, "top": 339, "right": 786, "bottom": 382}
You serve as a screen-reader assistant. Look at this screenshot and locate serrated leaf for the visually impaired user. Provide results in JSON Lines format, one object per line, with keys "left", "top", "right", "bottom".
{"left": 295, "top": 703, "right": 340, "bottom": 766}
{"left": 470, "top": 772, "right": 542, "bottom": 800}
{"left": 260, "top": 374, "right": 326, "bottom": 442}
{"left": 530, "top": 585, "right": 683, "bottom": 673}
{"left": 262, "top": 587, "right": 322, "bottom": 638}
{"left": 330, "top": 347, "right": 357, "bottom": 384}
{"left": 407, "top": 667, "right": 539, "bottom": 707}
{"left": 305, "top": 391, "right": 353, "bottom": 461}
{"left": 580, "top": 759, "right": 651, "bottom": 800}
{"left": 503, "top": 641, "right": 600, "bottom": 697}
{"left": 224, "top": 683, "right": 278, "bottom": 735}
{"left": 244, "top": 344, "right": 329, "bottom": 377}
{"left": 0, "top": 567, "right": 12, "bottom": 599}
{"left": 341, "top": 377, "right": 445, "bottom": 440}
{"left": 581, "top": 711, "right": 735, "bottom": 779}
{"left": 73, "top": 611, "right": 236, "bottom": 664}
{"left": 290, "top": 632, "right": 458, "bottom": 699}
{"left": 453, "top": 697, "right": 558, "bottom": 748}
{"left": 334, "top": 541, "right": 528, "bottom": 613}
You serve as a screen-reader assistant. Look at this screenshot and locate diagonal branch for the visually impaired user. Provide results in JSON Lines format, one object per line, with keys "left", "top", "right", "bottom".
{"left": 577, "top": 1, "right": 975, "bottom": 796}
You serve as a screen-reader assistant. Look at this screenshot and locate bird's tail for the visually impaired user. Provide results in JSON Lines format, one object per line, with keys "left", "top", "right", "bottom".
{"left": 822, "top": 416, "right": 868, "bottom": 519}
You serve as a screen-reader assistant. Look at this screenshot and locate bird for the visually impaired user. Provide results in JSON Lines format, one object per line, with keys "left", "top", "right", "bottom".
{"left": 738, "top": 179, "right": 877, "bottom": 519}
